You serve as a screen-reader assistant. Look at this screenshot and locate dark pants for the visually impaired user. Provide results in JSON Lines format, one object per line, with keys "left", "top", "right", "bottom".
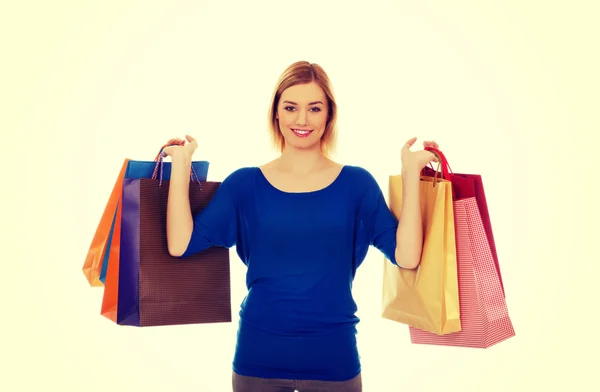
{"left": 232, "top": 371, "right": 362, "bottom": 392}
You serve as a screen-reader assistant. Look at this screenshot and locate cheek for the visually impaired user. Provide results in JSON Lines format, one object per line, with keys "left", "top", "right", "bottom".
{"left": 277, "top": 111, "right": 293, "bottom": 124}
{"left": 315, "top": 112, "right": 328, "bottom": 128}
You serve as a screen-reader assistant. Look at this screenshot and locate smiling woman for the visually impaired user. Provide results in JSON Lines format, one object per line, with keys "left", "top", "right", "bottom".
{"left": 268, "top": 62, "right": 338, "bottom": 157}
{"left": 162, "top": 60, "right": 439, "bottom": 392}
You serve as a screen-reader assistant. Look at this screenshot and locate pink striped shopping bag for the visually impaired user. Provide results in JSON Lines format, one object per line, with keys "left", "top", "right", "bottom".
{"left": 409, "top": 147, "right": 515, "bottom": 348}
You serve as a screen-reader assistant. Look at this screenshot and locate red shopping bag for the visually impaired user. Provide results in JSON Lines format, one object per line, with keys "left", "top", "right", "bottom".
{"left": 421, "top": 149, "right": 505, "bottom": 297}
{"left": 410, "top": 147, "right": 515, "bottom": 348}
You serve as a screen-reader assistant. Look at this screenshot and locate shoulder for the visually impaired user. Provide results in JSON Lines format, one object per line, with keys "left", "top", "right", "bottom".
{"left": 340, "top": 165, "right": 386, "bottom": 203}
{"left": 220, "top": 166, "right": 260, "bottom": 188}
{"left": 223, "top": 166, "right": 259, "bottom": 180}
{"left": 341, "top": 165, "right": 379, "bottom": 186}
{"left": 209, "top": 167, "right": 260, "bottom": 203}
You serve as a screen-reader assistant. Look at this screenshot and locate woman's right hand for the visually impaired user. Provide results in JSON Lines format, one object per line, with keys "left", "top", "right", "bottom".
{"left": 162, "top": 135, "right": 198, "bottom": 161}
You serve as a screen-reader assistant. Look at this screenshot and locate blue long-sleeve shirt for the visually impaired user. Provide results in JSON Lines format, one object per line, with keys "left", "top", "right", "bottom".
{"left": 180, "top": 165, "right": 400, "bottom": 381}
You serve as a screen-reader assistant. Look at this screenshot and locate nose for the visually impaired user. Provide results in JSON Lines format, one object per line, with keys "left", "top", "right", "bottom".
{"left": 295, "top": 109, "right": 308, "bottom": 126}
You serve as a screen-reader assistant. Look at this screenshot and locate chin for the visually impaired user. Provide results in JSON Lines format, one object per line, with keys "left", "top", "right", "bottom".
{"left": 285, "top": 139, "right": 321, "bottom": 150}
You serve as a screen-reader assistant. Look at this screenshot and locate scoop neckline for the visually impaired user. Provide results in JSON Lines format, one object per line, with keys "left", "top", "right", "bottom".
{"left": 255, "top": 165, "right": 348, "bottom": 195}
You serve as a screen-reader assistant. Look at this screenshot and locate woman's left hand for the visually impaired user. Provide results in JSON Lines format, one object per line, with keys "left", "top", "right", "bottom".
{"left": 400, "top": 137, "right": 440, "bottom": 172}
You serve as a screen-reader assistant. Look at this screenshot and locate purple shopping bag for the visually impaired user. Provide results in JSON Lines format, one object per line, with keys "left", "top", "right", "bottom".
{"left": 116, "top": 157, "right": 231, "bottom": 327}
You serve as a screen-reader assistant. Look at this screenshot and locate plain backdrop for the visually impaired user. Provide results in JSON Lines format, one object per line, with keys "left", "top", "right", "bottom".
{"left": 2, "top": 0, "right": 598, "bottom": 391}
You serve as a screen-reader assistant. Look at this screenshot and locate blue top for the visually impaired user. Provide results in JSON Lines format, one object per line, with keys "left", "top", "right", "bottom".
{"left": 180, "top": 165, "right": 400, "bottom": 381}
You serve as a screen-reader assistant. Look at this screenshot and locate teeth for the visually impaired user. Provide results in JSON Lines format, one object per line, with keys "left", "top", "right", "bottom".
{"left": 293, "top": 129, "right": 310, "bottom": 134}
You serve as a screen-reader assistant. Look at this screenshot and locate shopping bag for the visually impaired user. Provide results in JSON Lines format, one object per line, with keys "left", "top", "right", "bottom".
{"left": 82, "top": 159, "right": 129, "bottom": 287}
{"left": 409, "top": 147, "right": 515, "bottom": 348}
{"left": 98, "top": 140, "right": 210, "bottom": 321}
{"left": 381, "top": 173, "right": 461, "bottom": 335}
{"left": 97, "top": 157, "right": 210, "bottom": 284}
{"left": 83, "top": 140, "right": 210, "bottom": 287}
{"left": 98, "top": 207, "right": 119, "bottom": 284}
{"left": 100, "top": 196, "right": 123, "bottom": 322}
{"left": 107, "top": 157, "right": 231, "bottom": 327}
{"left": 421, "top": 148, "right": 505, "bottom": 297}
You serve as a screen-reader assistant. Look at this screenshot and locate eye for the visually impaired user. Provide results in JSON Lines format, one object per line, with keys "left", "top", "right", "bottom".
{"left": 282, "top": 106, "right": 322, "bottom": 112}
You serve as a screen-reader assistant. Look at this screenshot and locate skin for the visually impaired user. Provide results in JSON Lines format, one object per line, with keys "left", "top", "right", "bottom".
{"left": 163, "top": 81, "right": 439, "bottom": 269}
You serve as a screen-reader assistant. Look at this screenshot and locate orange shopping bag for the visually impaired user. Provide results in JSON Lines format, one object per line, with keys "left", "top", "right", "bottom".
{"left": 100, "top": 196, "right": 124, "bottom": 321}
{"left": 81, "top": 159, "right": 129, "bottom": 287}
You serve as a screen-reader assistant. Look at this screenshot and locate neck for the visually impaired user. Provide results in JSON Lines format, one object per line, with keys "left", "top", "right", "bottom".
{"left": 278, "top": 144, "right": 327, "bottom": 174}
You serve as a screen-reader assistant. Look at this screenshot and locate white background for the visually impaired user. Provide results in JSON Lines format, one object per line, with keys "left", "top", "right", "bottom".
{"left": 3, "top": 0, "right": 598, "bottom": 390}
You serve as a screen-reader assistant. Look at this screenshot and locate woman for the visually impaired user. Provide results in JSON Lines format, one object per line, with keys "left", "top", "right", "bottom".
{"left": 163, "top": 61, "right": 439, "bottom": 392}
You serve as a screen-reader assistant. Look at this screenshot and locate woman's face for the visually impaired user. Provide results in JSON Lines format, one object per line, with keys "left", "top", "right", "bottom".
{"left": 276, "top": 82, "right": 329, "bottom": 152}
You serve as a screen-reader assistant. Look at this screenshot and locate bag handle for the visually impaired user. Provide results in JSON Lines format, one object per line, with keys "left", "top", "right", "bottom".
{"left": 151, "top": 139, "right": 202, "bottom": 188}
{"left": 153, "top": 138, "right": 184, "bottom": 161}
{"left": 423, "top": 146, "right": 453, "bottom": 181}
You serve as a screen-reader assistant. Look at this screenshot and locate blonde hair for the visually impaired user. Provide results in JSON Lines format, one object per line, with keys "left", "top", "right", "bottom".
{"left": 268, "top": 61, "right": 338, "bottom": 157}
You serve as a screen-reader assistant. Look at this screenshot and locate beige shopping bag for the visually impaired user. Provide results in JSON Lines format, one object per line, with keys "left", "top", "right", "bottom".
{"left": 382, "top": 175, "right": 461, "bottom": 335}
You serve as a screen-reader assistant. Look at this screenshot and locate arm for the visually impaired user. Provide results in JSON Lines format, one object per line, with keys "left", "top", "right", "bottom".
{"left": 163, "top": 135, "right": 238, "bottom": 258}
{"left": 393, "top": 137, "right": 440, "bottom": 269}
{"left": 393, "top": 166, "right": 422, "bottom": 269}
{"left": 166, "top": 153, "right": 194, "bottom": 257}
{"left": 363, "top": 138, "right": 437, "bottom": 269}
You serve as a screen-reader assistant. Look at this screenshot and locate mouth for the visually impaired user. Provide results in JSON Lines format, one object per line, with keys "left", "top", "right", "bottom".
{"left": 290, "top": 128, "right": 313, "bottom": 138}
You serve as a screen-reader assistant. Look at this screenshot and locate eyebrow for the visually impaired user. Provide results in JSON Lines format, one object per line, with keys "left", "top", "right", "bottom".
{"left": 282, "top": 100, "right": 324, "bottom": 105}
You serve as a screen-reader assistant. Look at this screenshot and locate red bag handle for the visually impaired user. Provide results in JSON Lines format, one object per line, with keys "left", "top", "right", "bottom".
{"left": 424, "top": 146, "right": 453, "bottom": 181}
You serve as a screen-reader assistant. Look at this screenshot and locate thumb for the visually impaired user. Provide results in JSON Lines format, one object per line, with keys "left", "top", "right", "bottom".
{"left": 403, "top": 137, "right": 417, "bottom": 152}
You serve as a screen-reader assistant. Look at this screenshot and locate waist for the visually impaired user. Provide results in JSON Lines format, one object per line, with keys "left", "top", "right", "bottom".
{"left": 240, "top": 286, "right": 359, "bottom": 336}
{"left": 233, "top": 319, "right": 361, "bottom": 381}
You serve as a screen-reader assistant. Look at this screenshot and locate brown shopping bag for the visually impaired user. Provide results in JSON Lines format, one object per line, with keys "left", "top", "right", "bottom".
{"left": 422, "top": 146, "right": 506, "bottom": 297}
{"left": 381, "top": 174, "right": 461, "bottom": 335}
{"left": 102, "top": 156, "right": 230, "bottom": 327}
{"left": 91, "top": 140, "right": 211, "bottom": 320}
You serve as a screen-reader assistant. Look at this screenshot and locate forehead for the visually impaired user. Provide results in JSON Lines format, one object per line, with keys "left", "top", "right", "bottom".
{"left": 280, "top": 82, "right": 326, "bottom": 104}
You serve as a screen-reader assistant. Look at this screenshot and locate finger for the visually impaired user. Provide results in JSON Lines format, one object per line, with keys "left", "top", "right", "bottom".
{"left": 404, "top": 137, "right": 417, "bottom": 149}
{"left": 166, "top": 138, "right": 184, "bottom": 145}
{"left": 187, "top": 138, "right": 198, "bottom": 149}
{"left": 425, "top": 140, "right": 439, "bottom": 149}
{"left": 185, "top": 134, "right": 196, "bottom": 143}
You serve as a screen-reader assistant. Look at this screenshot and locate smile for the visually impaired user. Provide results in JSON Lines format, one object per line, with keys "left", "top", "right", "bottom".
{"left": 291, "top": 128, "right": 313, "bottom": 138}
